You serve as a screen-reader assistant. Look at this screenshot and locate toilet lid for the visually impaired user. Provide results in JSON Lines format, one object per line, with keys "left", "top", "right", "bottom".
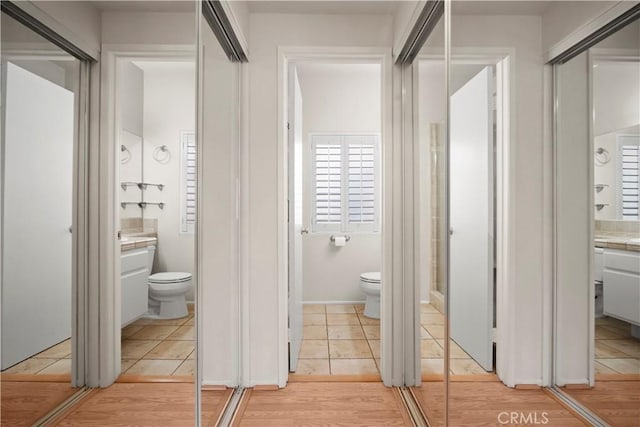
{"left": 360, "top": 271, "right": 381, "bottom": 283}
{"left": 149, "top": 272, "right": 192, "bottom": 284}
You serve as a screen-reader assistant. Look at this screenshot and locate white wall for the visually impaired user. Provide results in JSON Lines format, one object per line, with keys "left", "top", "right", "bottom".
{"left": 101, "top": 12, "right": 195, "bottom": 45}
{"left": 140, "top": 62, "right": 196, "bottom": 299}
{"left": 593, "top": 60, "right": 640, "bottom": 137}
{"left": 296, "top": 63, "right": 382, "bottom": 302}
{"left": 246, "top": 13, "right": 393, "bottom": 385}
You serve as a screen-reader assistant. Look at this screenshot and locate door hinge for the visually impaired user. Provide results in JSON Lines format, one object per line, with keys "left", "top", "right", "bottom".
{"left": 287, "top": 122, "right": 290, "bottom": 130}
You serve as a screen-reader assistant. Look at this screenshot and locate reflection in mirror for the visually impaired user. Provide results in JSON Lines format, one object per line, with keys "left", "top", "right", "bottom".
{"left": 410, "top": 4, "right": 447, "bottom": 426}
{"left": 554, "top": 10, "right": 639, "bottom": 424}
{"left": 1, "top": 9, "right": 81, "bottom": 424}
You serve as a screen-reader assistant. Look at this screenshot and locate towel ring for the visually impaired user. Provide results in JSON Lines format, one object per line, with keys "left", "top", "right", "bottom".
{"left": 595, "top": 147, "right": 610, "bottom": 166}
{"left": 120, "top": 145, "right": 131, "bottom": 164}
{"left": 153, "top": 145, "right": 171, "bottom": 164}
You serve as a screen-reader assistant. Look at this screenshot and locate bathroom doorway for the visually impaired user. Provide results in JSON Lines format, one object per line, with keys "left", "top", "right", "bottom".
{"left": 283, "top": 55, "right": 389, "bottom": 380}
{"left": 110, "top": 54, "right": 197, "bottom": 381}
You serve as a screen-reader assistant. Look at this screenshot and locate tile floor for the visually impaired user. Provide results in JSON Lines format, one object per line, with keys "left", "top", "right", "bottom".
{"left": 295, "top": 303, "right": 381, "bottom": 376}
{"left": 2, "top": 305, "right": 195, "bottom": 378}
{"left": 419, "top": 303, "right": 493, "bottom": 376}
{"left": 594, "top": 316, "right": 640, "bottom": 375}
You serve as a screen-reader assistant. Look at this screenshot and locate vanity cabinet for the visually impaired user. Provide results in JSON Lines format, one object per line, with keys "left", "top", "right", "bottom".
{"left": 121, "top": 247, "right": 149, "bottom": 326}
{"left": 603, "top": 249, "right": 640, "bottom": 326}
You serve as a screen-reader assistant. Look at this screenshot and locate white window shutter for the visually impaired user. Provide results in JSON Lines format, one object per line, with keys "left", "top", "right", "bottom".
{"left": 181, "top": 131, "right": 196, "bottom": 233}
{"left": 620, "top": 140, "right": 639, "bottom": 219}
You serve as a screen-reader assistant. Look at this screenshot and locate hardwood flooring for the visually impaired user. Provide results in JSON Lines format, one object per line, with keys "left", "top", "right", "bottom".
{"left": 232, "top": 382, "right": 412, "bottom": 426}
{"left": 50, "top": 383, "right": 231, "bottom": 426}
{"left": 563, "top": 381, "right": 640, "bottom": 427}
{"left": 0, "top": 381, "right": 77, "bottom": 426}
{"left": 412, "top": 382, "right": 586, "bottom": 427}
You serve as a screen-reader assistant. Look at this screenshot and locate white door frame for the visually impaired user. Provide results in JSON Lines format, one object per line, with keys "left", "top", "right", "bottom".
{"left": 99, "top": 44, "right": 196, "bottom": 387}
{"left": 275, "top": 47, "right": 394, "bottom": 386}
{"left": 413, "top": 48, "right": 516, "bottom": 386}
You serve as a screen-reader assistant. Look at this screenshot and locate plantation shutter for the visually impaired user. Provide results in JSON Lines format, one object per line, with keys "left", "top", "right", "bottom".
{"left": 620, "top": 139, "right": 640, "bottom": 219}
{"left": 313, "top": 137, "right": 342, "bottom": 230}
{"left": 181, "top": 131, "right": 197, "bottom": 232}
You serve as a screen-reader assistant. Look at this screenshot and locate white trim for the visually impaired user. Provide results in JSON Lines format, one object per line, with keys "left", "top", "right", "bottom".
{"left": 276, "top": 46, "right": 393, "bottom": 387}
{"left": 544, "top": 1, "right": 640, "bottom": 63}
{"left": 219, "top": 1, "right": 249, "bottom": 59}
{"left": 99, "top": 45, "right": 195, "bottom": 387}
{"left": 392, "top": 1, "right": 427, "bottom": 59}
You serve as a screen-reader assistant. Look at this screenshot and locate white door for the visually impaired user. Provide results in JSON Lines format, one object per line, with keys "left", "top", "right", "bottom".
{"left": 449, "top": 66, "right": 494, "bottom": 371}
{"left": 288, "top": 65, "right": 304, "bottom": 371}
{"left": 2, "top": 62, "right": 74, "bottom": 369}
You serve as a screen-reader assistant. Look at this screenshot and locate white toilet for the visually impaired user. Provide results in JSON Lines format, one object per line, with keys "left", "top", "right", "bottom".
{"left": 146, "top": 245, "right": 192, "bottom": 319}
{"left": 359, "top": 271, "right": 381, "bottom": 319}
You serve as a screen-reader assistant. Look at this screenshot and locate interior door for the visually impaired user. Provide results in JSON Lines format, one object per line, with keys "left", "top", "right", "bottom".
{"left": 2, "top": 61, "right": 74, "bottom": 369}
{"left": 449, "top": 66, "right": 494, "bottom": 371}
{"left": 288, "top": 65, "right": 304, "bottom": 371}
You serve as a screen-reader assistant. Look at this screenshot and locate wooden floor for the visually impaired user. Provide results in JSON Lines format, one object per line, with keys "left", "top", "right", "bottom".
{"left": 563, "top": 381, "right": 640, "bottom": 427}
{"left": 232, "top": 382, "right": 412, "bottom": 426}
{"left": 412, "top": 382, "right": 587, "bottom": 427}
{"left": 1, "top": 381, "right": 78, "bottom": 426}
{"left": 50, "top": 383, "right": 231, "bottom": 426}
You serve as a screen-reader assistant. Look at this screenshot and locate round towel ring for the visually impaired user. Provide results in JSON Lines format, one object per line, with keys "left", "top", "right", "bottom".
{"left": 153, "top": 145, "right": 171, "bottom": 164}
{"left": 595, "top": 147, "right": 610, "bottom": 166}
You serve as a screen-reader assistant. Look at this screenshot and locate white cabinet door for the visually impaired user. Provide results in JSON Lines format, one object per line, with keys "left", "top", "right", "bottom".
{"left": 121, "top": 249, "right": 149, "bottom": 326}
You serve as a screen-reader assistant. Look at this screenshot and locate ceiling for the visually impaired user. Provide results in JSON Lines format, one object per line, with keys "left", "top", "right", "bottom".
{"left": 89, "top": 1, "right": 195, "bottom": 13}
{"left": 452, "top": 1, "right": 553, "bottom": 16}
{"left": 246, "top": 0, "right": 400, "bottom": 15}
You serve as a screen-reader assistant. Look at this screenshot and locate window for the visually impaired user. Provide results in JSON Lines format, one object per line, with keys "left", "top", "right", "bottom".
{"left": 180, "top": 131, "right": 196, "bottom": 233}
{"left": 618, "top": 135, "right": 640, "bottom": 219}
{"left": 311, "top": 134, "right": 380, "bottom": 232}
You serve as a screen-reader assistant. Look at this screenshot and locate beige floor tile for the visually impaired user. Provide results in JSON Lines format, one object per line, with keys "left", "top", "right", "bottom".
{"left": 326, "top": 304, "right": 356, "bottom": 314}
{"left": 295, "top": 359, "right": 330, "bottom": 375}
{"left": 121, "top": 359, "right": 137, "bottom": 373}
{"left": 125, "top": 359, "right": 183, "bottom": 376}
{"left": 357, "top": 314, "right": 380, "bottom": 326}
{"left": 121, "top": 339, "right": 161, "bottom": 359}
{"left": 420, "top": 327, "right": 433, "bottom": 339}
{"left": 184, "top": 318, "right": 195, "bottom": 326}
{"left": 37, "top": 359, "right": 71, "bottom": 375}
{"left": 33, "top": 339, "right": 71, "bottom": 359}
{"left": 173, "top": 360, "right": 195, "bottom": 376}
{"left": 122, "top": 325, "right": 144, "bottom": 339}
{"left": 420, "top": 313, "right": 444, "bottom": 325}
{"left": 131, "top": 317, "right": 189, "bottom": 327}
{"left": 368, "top": 340, "right": 381, "bottom": 359}
{"left": 450, "top": 358, "right": 489, "bottom": 375}
{"left": 595, "top": 326, "right": 626, "bottom": 339}
{"left": 303, "top": 325, "right": 328, "bottom": 340}
{"left": 188, "top": 303, "right": 195, "bottom": 314}
{"left": 328, "top": 325, "right": 365, "bottom": 340}
{"left": 354, "top": 304, "right": 365, "bottom": 313}
{"left": 594, "top": 360, "right": 618, "bottom": 374}
{"left": 130, "top": 325, "right": 179, "bottom": 340}
{"left": 329, "top": 340, "right": 373, "bottom": 359}
{"left": 421, "top": 340, "right": 445, "bottom": 358}
{"left": 420, "top": 304, "right": 439, "bottom": 314}
{"left": 362, "top": 325, "right": 380, "bottom": 340}
{"left": 187, "top": 350, "right": 195, "bottom": 360}
{"left": 168, "top": 326, "right": 195, "bottom": 340}
{"left": 421, "top": 358, "right": 444, "bottom": 375}
{"left": 145, "top": 340, "right": 195, "bottom": 360}
{"left": 436, "top": 339, "right": 471, "bottom": 359}
{"left": 597, "top": 358, "right": 640, "bottom": 374}
{"left": 599, "top": 339, "right": 640, "bottom": 358}
{"left": 424, "top": 324, "right": 444, "bottom": 339}
{"left": 303, "top": 314, "right": 326, "bottom": 326}
{"left": 326, "top": 314, "right": 360, "bottom": 325}
{"left": 330, "top": 358, "right": 379, "bottom": 375}
{"left": 595, "top": 340, "right": 629, "bottom": 358}
{"left": 3, "top": 358, "right": 57, "bottom": 375}
{"left": 299, "top": 340, "right": 329, "bottom": 359}
{"left": 303, "top": 304, "right": 326, "bottom": 314}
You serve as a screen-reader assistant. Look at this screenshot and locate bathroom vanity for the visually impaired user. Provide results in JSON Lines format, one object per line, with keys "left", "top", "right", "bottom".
{"left": 120, "top": 236, "right": 157, "bottom": 326}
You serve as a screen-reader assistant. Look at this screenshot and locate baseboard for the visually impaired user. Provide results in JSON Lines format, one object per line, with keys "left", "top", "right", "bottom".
{"left": 303, "top": 300, "right": 366, "bottom": 305}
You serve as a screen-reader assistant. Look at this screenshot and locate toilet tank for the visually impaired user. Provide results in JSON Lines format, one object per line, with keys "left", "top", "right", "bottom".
{"left": 147, "top": 245, "right": 156, "bottom": 272}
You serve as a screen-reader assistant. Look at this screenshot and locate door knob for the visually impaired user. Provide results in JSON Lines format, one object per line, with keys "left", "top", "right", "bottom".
{"left": 449, "top": 227, "right": 454, "bottom": 236}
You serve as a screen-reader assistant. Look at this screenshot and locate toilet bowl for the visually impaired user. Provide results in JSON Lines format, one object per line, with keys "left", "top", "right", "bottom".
{"left": 148, "top": 272, "right": 192, "bottom": 319}
{"left": 145, "top": 245, "right": 192, "bottom": 319}
{"left": 360, "top": 271, "right": 381, "bottom": 319}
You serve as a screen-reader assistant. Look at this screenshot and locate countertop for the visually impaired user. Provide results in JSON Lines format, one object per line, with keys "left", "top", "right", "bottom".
{"left": 595, "top": 232, "right": 640, "bottom": 252}
{"left": 120, "top": 233, "right": 157, "bottom": 251}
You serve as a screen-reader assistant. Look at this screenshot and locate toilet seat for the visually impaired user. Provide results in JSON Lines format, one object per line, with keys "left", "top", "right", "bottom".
{"left": 360, "top": 271, "right": 380, "bottom": 283}
{"left": 149, "top": 272, "right": 192, "bottom": 284}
